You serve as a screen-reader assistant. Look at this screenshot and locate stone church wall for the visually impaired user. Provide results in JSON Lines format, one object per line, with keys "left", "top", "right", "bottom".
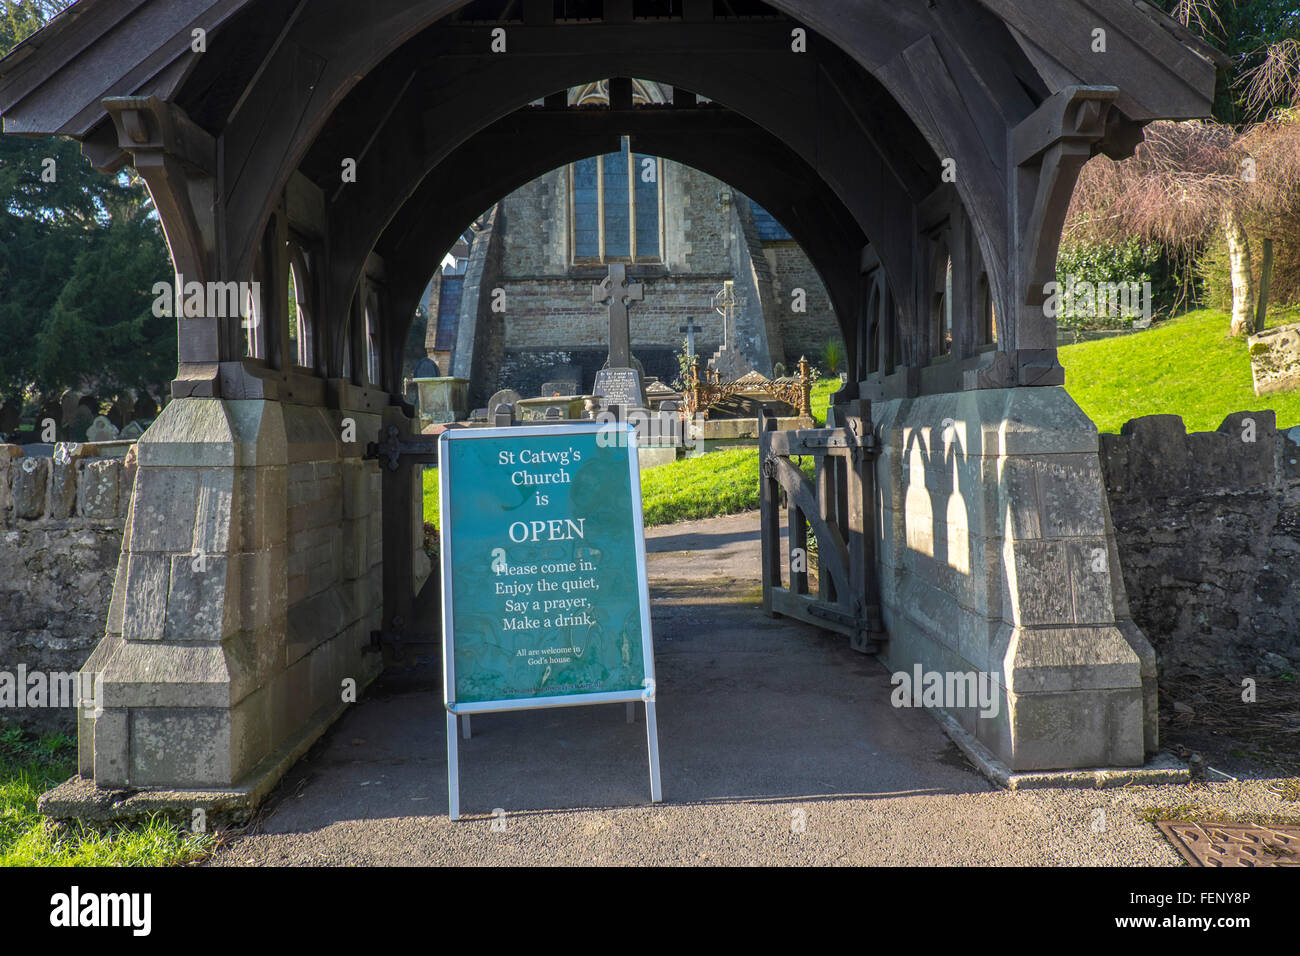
{"left": 457, "top": 158, "right": 838, "bottom": 397}
{"left": 766, "top": 241, "right": 839, "bottom": 367}
{"left": 1098, "top": 412, "right": 1300, "bottom": 678}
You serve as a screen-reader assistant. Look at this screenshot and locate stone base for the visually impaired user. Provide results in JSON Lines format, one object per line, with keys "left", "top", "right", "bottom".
{"left": 690, "top": 415, "right": 811, "bottom": 441}
{"left": 873, "top": 387, "right": 1155, "bottom": 771}
{"left": 41, "top": 689, "right": 359, "bottom": 827}
{"left": 931, "top": 707, "right": 1189, "bottom": 791}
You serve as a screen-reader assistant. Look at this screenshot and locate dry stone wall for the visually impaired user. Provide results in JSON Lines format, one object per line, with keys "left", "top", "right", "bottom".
{"left": 1099, "top": 412, "right": 1300, "bottom": 678}
{"left": 1, "top": 442, "right": 135, "bottom": 733}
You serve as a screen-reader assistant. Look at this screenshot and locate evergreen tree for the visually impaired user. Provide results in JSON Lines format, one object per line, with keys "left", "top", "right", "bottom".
{"left": 0, "top": 0, "right": 175, "bottom": 405}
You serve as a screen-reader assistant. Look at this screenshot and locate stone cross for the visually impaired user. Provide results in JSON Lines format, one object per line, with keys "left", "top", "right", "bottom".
{"left": 679, "top": 316, "right": 702, "bottom": 357}
{"left": 713, "top": 280, "right": 737, "bottom": 350}
{"left": 592, "top": 263, "right": 644, "bottom": 369}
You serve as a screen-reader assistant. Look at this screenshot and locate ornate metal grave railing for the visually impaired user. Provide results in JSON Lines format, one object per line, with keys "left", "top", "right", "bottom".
{"left": 684, "top": 356, "right": 814, "bottom": 421}
{"left": 759, "top": 401, "right": 885, "bottom": 653}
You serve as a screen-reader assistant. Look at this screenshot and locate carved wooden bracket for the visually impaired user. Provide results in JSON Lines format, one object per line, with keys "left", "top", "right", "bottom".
{"left": 1013, "top": 86, "right": 1120, "bottom": 311}
{"left": 103, "top": 96, "right": 228, "bottom": 392}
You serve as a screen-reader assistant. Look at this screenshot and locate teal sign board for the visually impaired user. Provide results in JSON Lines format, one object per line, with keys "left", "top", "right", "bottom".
{"left": 439, "top": 423, "right": 656, "bottom": 712}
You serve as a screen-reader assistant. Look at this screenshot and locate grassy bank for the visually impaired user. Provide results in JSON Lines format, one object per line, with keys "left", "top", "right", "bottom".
{"left": 423, "top": 316, "right": 1300, "bottom": 533}
{"left": 1061, "top": 307, "right": 1300, "bottom": 433}
{"left": 0, "top": 726, "right": 213, "bottom": 866}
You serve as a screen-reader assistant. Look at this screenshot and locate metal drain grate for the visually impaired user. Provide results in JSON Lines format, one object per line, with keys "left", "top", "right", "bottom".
{"left": 1156, "top": 821, "right": 1300, "bottom": 867}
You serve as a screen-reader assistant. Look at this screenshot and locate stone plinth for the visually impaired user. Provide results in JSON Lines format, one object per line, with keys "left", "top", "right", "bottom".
{"left": 66, "top": 396, "right": 420, "bottom": 809}
{"left": 872, "top": 387, "right": 1153, "bottom": 772}
{"left": 415, "top": 377, "right": 469, "bottom": 426}
{"left": 1247, "top": 324, "right": 1300, "bottom": 396}
{"left": 689, "top": 415, "right": 811, "bottom": 442}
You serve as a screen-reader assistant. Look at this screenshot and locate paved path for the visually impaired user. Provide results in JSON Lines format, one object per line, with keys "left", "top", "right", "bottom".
{"left": 209, "top": 513, "right": 1292, "bottom": 866}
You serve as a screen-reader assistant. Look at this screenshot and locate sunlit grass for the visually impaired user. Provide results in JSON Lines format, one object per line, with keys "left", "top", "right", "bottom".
{"left": 1061, "top": 307, "right": 1300, "bottom": 434}
{"left": 0, "top": 726, "right": 213, "bottom": 867}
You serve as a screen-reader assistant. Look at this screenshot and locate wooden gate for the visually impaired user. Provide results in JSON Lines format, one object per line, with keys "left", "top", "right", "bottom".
{"left": 759, "top": 400, "right": 885, "bottom": 653}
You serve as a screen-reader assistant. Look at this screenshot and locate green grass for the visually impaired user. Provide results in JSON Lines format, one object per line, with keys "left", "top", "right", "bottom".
{"left": 640, "top": 447, "right": 769, "bottom": 526}
{"left": 422, "top": 466, "right": 440, "bottom": 530}
{"left": 420, "top": 379, "right": 839, "bottom": 532}
{"left": 424, "top": 445, "right": 815, "bottom": 529}
{"left": 424, "top": 313, "right": 1300, "bottom": 531}
{"left": 810, "top": 377, "right": 840, "bottom": 427}
{"left": 1062, "top": 307, "right": 1300, "bottom": 434}
{"left": 0, "top": 725, "right": 213, "bottom": 867}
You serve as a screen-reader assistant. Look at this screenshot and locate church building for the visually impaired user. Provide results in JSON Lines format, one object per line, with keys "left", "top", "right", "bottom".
{"left": 421, "top": 80, "right": 840, "bottom": 408}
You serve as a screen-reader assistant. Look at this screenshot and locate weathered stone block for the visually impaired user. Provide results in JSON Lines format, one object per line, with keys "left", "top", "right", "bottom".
{"left": 78, "top": 458, "right": 121, "bottom": 520}
{"left": 127, "top": 468, "right": 198, "bottom": 552}
{"left": 1001, "top": 686, "right": 1145, "bottom": 770}
{"left": 1005, "top": 539, "right": 1072, "bottom": 626}
{"left": 48, "top": 459, "right": 78, "bottom": 519}
{"left": 1246, "top": 322, "right": 1300, "bottom": 396}
{"left": 121, "top": 552, "right": 170, "bottom": 642}
{"left": 1116, "top": 414, "right": 1189, "bottom": 495}
{"left": 165, "top": 552, "right": 234, "bottom": 642}
{"left": 193, "top": 467, "right": 235, "bottom": 555}
{"left": 131, "top": 708, "right": 231, "bottom": 787}
{"left": 99, "top": 640, "right": 236, "bottom": 709}
{"left": 91, "top": 707, "right": 130, "bottom": 788}
{"left": 12, "top": 457, "right": 48, "bottom": 519}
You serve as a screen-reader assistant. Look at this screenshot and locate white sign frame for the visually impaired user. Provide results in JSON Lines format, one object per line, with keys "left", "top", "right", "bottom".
{"left": 438, "top": 421, "right": 662, "bottom": 820}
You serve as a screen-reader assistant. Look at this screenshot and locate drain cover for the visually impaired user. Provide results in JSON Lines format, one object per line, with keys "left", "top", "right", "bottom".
{"left": 1156, "top": 821, "right": 1300, "bottom": 867}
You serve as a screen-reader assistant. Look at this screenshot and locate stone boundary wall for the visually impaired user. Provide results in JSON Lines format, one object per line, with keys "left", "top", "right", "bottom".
{"left": 1099, "top": 412, "right": 1300, "bottom": 678}
{"left": 1, "top": 442, "right": 136, "bottom": 733}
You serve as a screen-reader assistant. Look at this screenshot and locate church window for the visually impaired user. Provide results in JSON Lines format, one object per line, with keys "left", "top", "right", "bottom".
{"left": 570, "top": 136, "right": 662, "bottom": 264}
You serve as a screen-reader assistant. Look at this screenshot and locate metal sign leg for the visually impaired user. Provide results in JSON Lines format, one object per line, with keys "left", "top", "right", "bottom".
{"left": 447, "top": 711, "right": 460, "bottom": 821}
{"left": 644, "top": 700, "right": 662, "bottom": 804}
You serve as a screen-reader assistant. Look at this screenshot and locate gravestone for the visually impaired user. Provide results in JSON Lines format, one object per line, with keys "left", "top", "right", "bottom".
{"left": 540, "top": 379, "right": 580, "bottom": 398}
{"left": 85, "top": 415, "right": 119, "bottom": 443}
{"left": 486, "top": 388, "right": 521, "bottom": 417}
{"left": 593, "top": 368, "right": 644, "bottom": 411}
{"left": 539, "top": 364, "right": 582, "bottom": 398}
{"left": 68, "top": 405, "right": 94, "bottom": 441}
{"left": 591, "top": 263, "right": 647, "bottom": 411}
{"left": 60, "top": 390, "right": 82, "bottom": 427}
{"left": 119, "top": 420, "right": 147, "bottom": 440}
{"left": 544, "top": 406, "right": 564, "bottom": 420}
{"left": 38, "top": 398, "right": 61, "bottom": 429}
{"left": 107, "top": 395, "right": 134, "bottom": 430}
{"left": 134, "top": 393, "right": 159, "bottom": 421}
{"left": 711, "top": 344, "right": 756, "bottom": 382}
{"left": 679, "top": 316, "right": 702, "bottom": 357}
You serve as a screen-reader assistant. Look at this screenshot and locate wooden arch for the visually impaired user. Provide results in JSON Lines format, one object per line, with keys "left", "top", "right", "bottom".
{"left": 0, "top": 0, "right": 1223, "bottom": 401}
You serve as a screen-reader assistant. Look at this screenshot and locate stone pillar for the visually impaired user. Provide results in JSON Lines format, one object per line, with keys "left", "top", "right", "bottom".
{"left": 77, "top": 397, "right": 384, "bottom": 796}
{"left": 873, "top": 386, "right": 1154, "bottom": 771}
